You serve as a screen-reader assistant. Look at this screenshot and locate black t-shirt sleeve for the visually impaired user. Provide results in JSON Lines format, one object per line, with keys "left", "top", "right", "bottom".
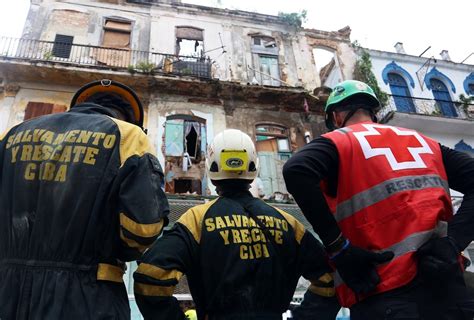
{"left": 283, "top": 137, "right": 341, "bottom": 246}
{"left": 442, "top": 145, "right": 474, "bottom": 250}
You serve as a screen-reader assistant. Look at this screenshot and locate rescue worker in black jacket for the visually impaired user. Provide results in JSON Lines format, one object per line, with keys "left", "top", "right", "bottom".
{"left": 0, "top": 79, "right": 169, "bottom": 320}
{"left": 133, "top": 129, "right": 340, "bottom": 320}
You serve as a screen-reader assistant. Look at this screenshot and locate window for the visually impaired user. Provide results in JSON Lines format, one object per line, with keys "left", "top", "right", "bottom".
{"left": 52, "top": 34, "right": 73, "bottom": 59}
{"left": 382, "top": 61, "right": 416, "bottom": 113}
{"left": 102, "top": 19, "right": 132, "bottom": 49}
{"left": 164, "top": 115, "right": 206, "bottom": 160}
{"left": 313, "top": 46, "right": 342, "bottom": 87}
{"left": 464, "top": 73, "right": 474, "bottom": 96}
{"left": 176, "top": 26, "right": 204, "bottom": 57}
{"left": 255, "top": 124, "right": 291, "bottom": 197}
{"left": 24, "top": 102, "right": 67, "bottom": 121}
{"left": 387, "top": 73, "right": 416, "bottom": 113}
{"left": 430, "top": 78, "right": 458, "bottom": 117}
{"left": 256, "top": 124, "right": 290, "bottom": 153}
{"left": 251, "top": 36, "right": 280, "bottom": 86}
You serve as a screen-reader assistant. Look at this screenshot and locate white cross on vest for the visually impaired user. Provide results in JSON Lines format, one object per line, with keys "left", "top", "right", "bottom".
{"left": 352, "top": 124, "right": 434, "bottom": 171}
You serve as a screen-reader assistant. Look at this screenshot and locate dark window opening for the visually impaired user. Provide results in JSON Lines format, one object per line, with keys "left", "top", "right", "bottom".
{"left": 176, "top": 26, "right": 204, "bottom": 57}
{"left": 174, "top": 179, "right": 201, "bottom": 194}
{"left": 185, "top": 126, "right": 198, "bottom": 158}
{"left": 52, "top": 34, "right": 73, "bottom": 58}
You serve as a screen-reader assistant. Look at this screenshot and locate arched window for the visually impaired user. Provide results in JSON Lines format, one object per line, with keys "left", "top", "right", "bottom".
{"left": 464, "top": 73, "right": 474, "bottom": 96}
{"left": 430, "top": 78, "right": 457, "bottom": 117}
{"left": 387, "top": 73, "right": 415, "bottom": 112}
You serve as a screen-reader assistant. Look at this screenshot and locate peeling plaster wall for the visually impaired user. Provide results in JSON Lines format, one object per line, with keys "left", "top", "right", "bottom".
{"left": 1, "top": 83, "right": 74, "bottom": 130}
{"left": 25, "top": 1, "right": 152, "bottom": 53}
{"left": 20, "top": 0, "right": 353, "bottom": 90}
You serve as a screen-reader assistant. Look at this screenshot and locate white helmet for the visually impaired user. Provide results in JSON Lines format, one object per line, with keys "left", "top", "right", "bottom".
{"left": 206, "top": 129, "right": 259, "bottom": 181}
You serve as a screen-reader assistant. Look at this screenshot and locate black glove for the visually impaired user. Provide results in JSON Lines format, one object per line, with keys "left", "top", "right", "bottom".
{"left": 331, "top": 240, "right": 394, "bottom": 294}
{"left": 417, "top": 236, "right": 461, "bottom": 280}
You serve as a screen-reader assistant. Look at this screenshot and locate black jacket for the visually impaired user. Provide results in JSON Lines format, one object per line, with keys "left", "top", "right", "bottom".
{"left": 133, "top": 189, "right": 335, "bottom": 320}
{"left": 0, "top": 105, "right": 169, "bottom": 320}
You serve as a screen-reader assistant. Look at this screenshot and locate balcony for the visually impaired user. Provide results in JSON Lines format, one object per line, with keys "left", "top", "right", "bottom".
{"left": 379, "top": 94, "right": 474, "bottom": 134}
{"left": 0, "top": 37, "right": 212, "bottom": 79}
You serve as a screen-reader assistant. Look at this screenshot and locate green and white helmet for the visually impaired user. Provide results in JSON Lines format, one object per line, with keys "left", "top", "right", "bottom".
{"left": 325, "top": 80, "right": 380, "bottom": 129}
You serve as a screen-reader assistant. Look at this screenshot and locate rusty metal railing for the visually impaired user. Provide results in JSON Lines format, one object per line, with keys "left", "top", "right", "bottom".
{"left": 0, "top": 36, "right": 212, "bottom": 79}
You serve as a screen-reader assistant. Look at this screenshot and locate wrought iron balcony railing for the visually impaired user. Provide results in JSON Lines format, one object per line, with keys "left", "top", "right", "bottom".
{"left": 0, "top": 37, "right": 212, "bottom": 79}
{"left": 378, "top": 94, "right": 474, "bottom": 121}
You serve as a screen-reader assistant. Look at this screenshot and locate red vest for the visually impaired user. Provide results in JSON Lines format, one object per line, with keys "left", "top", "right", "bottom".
{"left": 322, "top": 122, "right": 453, "bottom": 307}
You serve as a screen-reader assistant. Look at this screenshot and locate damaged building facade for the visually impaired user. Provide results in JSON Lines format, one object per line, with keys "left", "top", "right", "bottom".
{"left": 0, "top": 0, "right": 356, "bottom": 199}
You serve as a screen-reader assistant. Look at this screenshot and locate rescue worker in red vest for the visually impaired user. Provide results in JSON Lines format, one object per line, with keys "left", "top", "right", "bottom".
{"left": 133, "top": 129, "right": 340, "bottom": 320}
{"left": 283, "top": 80, "right": 474, "bottom": 319}
{"left": 0, "top": 79, "right": 169, "bottom": 319}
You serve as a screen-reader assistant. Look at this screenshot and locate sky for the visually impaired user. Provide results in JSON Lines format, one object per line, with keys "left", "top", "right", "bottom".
{"left": 0, "top": 0, "right": 473, "bottom": 64}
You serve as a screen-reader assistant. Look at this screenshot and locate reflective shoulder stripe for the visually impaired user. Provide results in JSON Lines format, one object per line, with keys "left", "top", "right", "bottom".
{"left": 308, "top": 283, "right": 336, "bottom": 297}
{"left": 97, "top": 263, "right": 124, "bottom": 283}
{"left": 109, "top": 117, "right": 155, "bottom": 167}
{"left": 120, "top": 213, "right": 164, "bottom": 238}
{"left": 177, "top": 198, "right": 218, "bottom": 243}
{"left": 135, "top": 263, "right": 183, "bottom": 282}
{"left": 335, "top": 174, "right": 449, "bottom": 222}
{"left": 0, "top": 131, "right": 7, "bottom": 141}
{"left": 272, "top": 207, "right": 305, "bottom": 244}
{"left": 134, "top": 283, "right": 175, "bottom": 296}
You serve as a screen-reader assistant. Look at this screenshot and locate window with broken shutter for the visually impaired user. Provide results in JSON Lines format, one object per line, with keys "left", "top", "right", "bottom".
{"left": 102, "top": 19, "right": 132, "bottom": 49}
{"left": 24, "top": 102, "right": 67, "bottom": 121}
{"left": 250, "top": 36, "right": 280, "bottom": 86}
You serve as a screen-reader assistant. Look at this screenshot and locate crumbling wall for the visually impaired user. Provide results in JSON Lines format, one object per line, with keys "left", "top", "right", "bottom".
{"left": 305, "top": 27, "right": 357, "bottom": 87}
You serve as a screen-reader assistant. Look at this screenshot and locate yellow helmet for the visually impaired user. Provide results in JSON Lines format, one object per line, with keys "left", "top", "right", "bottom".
{"left": 70, "top": 79, "right": 144, "bottom": 128}
{"left": 206, "top": 129, "right": 259, "bottom": 181}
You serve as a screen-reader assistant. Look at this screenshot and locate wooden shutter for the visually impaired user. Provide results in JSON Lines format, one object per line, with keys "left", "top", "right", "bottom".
{"left": 52, "top": 34, "right": 73, "bottom": 58}
{"left": 24, "top": 102, "right": 66, "bottom": 120}
{"left": 103, "top": 20, "right": 131, "bottom": 48}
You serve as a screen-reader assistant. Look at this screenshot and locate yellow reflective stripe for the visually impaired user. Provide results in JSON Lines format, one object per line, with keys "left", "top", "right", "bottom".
{"left": 109, "top": 117, "right": 155, "bottom": 167}
{"left": 136, "top": 263, "right": 183, "bottom": 282}
{"left": 308, "top": 283, "right": 336, "bottom": 297}
{"left": 134, "top": 282, "right": 175, "bottom": 296}
{"left": 273, "top": 207, "right": 305, "bottom": 244}
{"left": 97, "top": 263, "right": 124, "bottom": 283}
{"left": 177, "top": 199, "right": 218, "bottom": 243}
{"left": 120, "top": 213, "right": 164, "bottom": 238}
{"left": 120, "top": 229, "right": 148, "bottom": 252}
{"left": 318, "top": 273, "right": 334, "bottom": 284}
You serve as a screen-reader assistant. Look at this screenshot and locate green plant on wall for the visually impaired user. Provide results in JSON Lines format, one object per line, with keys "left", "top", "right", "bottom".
{"left": 278, "top": 10, "right": 307, "bottom": 28}
{"left": 135, "top": 61, "right": 155, "bottom": 74}
{"left": 353, "top": 48, "right": 389, "bottom": 107}
{"left": 458, "top": 93, "right": 474, "bottom": 116}
{"left": 43, "top": 51, "right": 54, "bottom": 60}
{"left": 127, "top": 64, "right": 136, "bottom": 74}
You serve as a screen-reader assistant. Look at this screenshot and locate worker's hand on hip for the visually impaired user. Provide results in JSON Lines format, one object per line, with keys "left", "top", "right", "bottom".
{"left": 330, "top": 240, "right": 394, "bottom": 294}
{"left": 417, "top": 236, "right": 461, "bottom": 280}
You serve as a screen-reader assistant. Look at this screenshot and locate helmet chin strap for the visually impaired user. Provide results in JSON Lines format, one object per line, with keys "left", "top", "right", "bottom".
{"left": 338, "top": 108, "right": 378, "bottom": 128}
{"left": 340, "top": 109, "right": 358, "bottom": 128}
